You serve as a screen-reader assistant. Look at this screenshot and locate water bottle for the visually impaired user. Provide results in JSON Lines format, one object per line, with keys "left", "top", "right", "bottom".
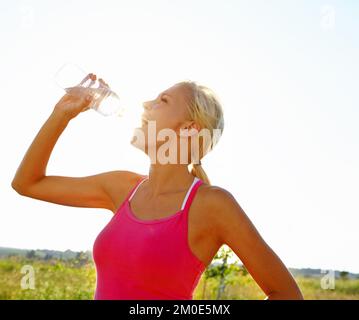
{"left": 53, "top": 62, "right": 125, "bottom": 117}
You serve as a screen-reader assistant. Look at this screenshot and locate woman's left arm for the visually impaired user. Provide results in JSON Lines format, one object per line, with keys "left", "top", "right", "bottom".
{"left": 208, "top": 187, "right": 304, "bottom": 300}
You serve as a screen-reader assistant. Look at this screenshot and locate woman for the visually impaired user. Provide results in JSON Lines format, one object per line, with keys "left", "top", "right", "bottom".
{"left": 11, "top": 73, "right": 303, "bottom": 300}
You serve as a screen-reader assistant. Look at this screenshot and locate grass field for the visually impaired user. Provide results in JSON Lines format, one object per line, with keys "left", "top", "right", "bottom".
{"left": 1, "top": 256, "right": 358, "bottom": 300}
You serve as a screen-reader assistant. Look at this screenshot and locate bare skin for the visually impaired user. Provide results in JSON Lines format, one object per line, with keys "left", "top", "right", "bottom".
{"left": 11, "top": 73, "right": 303, "bottom": 300}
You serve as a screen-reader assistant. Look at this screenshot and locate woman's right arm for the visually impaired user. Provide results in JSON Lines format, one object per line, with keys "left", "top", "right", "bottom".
{"left": 11, "top": 78, "right": 141, "bottom": 213}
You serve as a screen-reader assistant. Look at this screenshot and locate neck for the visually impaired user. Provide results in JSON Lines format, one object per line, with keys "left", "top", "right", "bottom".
{"left": 146, "top": 162, "right": 195, "bottom": 197}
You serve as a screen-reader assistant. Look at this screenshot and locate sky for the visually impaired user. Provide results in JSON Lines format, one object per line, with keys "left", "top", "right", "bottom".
{"left": 1, "top": 0, "right": 358, "bottom": 273}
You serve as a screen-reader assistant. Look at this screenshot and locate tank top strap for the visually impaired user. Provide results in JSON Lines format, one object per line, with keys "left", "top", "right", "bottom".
{"left": 181, "top": 177, "right": 203, "bottom": 212}
{"left": 127, "top": 176, "right": 149, "bottom": 202}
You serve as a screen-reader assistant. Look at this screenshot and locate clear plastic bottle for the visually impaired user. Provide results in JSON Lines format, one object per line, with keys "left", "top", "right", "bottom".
{"left": 53, "top": 62, "right": 125, "bottom": 117}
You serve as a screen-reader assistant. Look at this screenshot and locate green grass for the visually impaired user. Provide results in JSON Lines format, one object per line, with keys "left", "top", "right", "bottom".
{"left": 0, "top": 256, "right": 95, "bottom": 300}
{"left": 1, "top": 256, "right": 358, "bottom": 300}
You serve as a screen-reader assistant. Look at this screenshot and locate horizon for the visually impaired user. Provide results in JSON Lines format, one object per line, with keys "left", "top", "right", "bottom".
{"left": 1, "top": 245, "right": 358, "bottom": 276}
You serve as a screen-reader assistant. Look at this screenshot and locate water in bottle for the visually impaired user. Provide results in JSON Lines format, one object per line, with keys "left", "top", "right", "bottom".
{"left": 53, "top": 62, "right": 125, "bottom": 117}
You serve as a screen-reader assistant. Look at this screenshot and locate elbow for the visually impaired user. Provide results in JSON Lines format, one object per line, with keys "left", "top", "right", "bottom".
{"left": 12, "top": 175, "right": 44, "bottom": 196}
{"left": 11, "top": 179, "right": 20, "bottom": 192}
{"left": 11, "top": 180, "right": 28, "bottom": 195}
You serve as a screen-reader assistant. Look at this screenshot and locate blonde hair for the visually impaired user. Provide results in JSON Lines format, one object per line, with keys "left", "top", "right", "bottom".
{"left": 177, "top": 80, "right": 224, "bottom": 185}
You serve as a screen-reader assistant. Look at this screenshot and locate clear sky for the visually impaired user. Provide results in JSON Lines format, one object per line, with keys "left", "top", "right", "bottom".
{"left": 1, "top": 0, "right": 358, "bottom": 272}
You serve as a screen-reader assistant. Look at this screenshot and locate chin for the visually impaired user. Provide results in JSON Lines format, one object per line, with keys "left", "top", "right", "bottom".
{"left": 130, "top": 127, "right": 146, "bottom": 152}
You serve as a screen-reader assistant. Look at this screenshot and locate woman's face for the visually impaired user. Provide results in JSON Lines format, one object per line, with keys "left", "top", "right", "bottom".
{"left": 143, "top": 83, "right": 190, "bottom": 132}
{"left": 131, "top": 83, "right": 198, "bottom": 157}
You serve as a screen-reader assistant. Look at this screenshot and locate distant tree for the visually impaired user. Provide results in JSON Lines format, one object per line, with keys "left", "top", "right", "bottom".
{"left": 44, "top": 253, "right": 52, "bottom": 260}
{"left": 339, "top": 271, "right": 349, "bottom": 280}
{"left": 215, "top": 246, "right": 239, "bottom": 299}
{"left": 74, "top": 251, "right": 89, "bottom": 267}
{"left": 26, "top": 250, "right": 36, "bottom": 259}
{"left": 201, "top": 245, "right": 239, "bottom": 299}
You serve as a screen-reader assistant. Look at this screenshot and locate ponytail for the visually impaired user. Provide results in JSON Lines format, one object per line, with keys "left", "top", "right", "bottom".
{"left": 190, "top": 161, "right": 210, "bottom": 185}
{"left": 177, "top": 80, "right": 224, "bottom": 187}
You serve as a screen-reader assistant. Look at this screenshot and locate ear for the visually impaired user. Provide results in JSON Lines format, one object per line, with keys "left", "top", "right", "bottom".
{"left": 179, "top": 121, "right": 201, "bottom": 137}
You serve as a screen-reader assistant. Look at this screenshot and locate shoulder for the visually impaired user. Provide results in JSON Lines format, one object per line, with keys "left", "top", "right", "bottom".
{"left": 101, "top": 170, "right": 146, "bottom": 193}
{"left": 195, "top": 183, "right": 249, "bottom": 243}
{"left": 196, "top": 183, "right": 239, "bottom": 212}
{"left": 103, "top": 170, "right": 146, "bottom": 184}
{"left": 100, "top": 170, "right": 147, "bottom": 213}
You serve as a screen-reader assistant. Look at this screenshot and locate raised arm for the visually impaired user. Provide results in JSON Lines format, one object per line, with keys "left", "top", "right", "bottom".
{"left": 11, "top": 75, "right": 141, "bottom": 212}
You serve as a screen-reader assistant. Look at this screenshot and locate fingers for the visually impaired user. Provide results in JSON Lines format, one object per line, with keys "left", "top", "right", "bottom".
{"left": 78, "top": 73, "right": 110, "bottom": 89}
{"left": 98, "top": 78, "right": 110, "bottom": 89}
{"left": 87, "top": 79, "right": 96, "bottom": 88}
{"left": 78, "top": 74, "right": 89, "bottom": 86}
{"left": 87, "top": 73, "right": 96, "bottom": 87}
{"left": 70, "top": 73, "right": 111, "bottom": 105}
{"left": 78, "top": 73, "right": 97, "bottom": 87}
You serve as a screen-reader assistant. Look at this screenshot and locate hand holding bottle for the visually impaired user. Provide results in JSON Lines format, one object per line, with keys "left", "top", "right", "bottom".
{"left": 54, "top": 73, "right": 114, "bottom": 120}
{"left": 53, "top": 63, "right": 124, "bottom": 118}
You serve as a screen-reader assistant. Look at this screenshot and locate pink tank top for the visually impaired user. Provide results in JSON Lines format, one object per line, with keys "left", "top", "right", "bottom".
{"left": 92, "top": 175, "right": 206, "bottom": 300}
